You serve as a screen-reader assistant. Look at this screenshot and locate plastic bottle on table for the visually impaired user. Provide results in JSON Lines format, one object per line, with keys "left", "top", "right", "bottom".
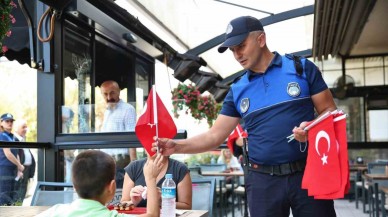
{"left": 161, "top": 173, "right": 176, "bottom": 217}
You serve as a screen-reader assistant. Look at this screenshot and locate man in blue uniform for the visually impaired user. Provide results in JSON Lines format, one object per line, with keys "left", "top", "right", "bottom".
{"left": 154, "top": 16, "right": 337, "bottom": 217}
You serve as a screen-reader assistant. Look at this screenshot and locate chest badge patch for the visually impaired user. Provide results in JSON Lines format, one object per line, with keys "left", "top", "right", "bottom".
{"left": 287, "top": 82, "right": 301, "bottom": 97}
{"left": 240, "top": 98, "right": 250, "bottom": 114}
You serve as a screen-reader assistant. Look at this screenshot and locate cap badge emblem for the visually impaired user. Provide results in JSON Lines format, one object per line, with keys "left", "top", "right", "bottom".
{"left": 226, "top": 23, "right": 233, "bottom": 34}
{"left": 240, "top": 98, "right": 250, "bottom": 114}
{"left": 287, "top": 82, "right": 301, "bottom": 97}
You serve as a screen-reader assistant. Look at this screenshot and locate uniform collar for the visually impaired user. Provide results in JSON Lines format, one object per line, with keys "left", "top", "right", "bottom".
{"left": 247, "top": 52, "right": 282, "bottom": 80}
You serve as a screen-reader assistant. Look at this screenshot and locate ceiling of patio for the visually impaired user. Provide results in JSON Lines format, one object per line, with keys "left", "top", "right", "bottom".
{"left": 115, "top": 0, "right": 315, "bottom": 78}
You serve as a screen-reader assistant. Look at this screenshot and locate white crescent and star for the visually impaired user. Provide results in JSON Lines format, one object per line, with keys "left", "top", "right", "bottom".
{"left": 315, "top": 130, "right": 331, "bottom": 165}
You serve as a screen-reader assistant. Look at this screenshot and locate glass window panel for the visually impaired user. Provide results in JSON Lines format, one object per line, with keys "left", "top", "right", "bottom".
{"left": 364, "top": 56, "right": 383, "bottom": 68}
{"left": 365, "top": 67, "right": 384, "bottom": 86}
{"left": 346, "top": 69, "right": 364, "bottom": 86}
{"left": 335, "top": 97, "right": 365, "bottom": 142}
{"left": 62, "top": 25, "right": 92, "bottom": 134}
{"left": 349, "top": 149, "right": 388, "bottom": 165}
{"left": 345, "top": 58, "right": 363, "bottom": 69}
{"left": 368, "top": 110, "right": 388, "bottom": 142}
{"left": 318, "top": 56, "right": 342, "bottom": 71}
{"left": 135, "top": 58, "right": 151, "bottom": 115}
{"left": 322, "top": 70, "right": 342, "bottom": 88}
{"left": 61, "top": 24, "right": 149, "bottom": 134}
{"left": 64, "top": 149, "right": 143, "bottom": 189}
{"left": 385, "top": 56, "right": 388, "bottom": 85}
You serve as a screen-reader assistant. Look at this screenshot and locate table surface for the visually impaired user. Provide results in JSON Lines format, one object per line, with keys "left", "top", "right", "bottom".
{"left": 349, "top": 165, "right": 367, "bottom": 172}
{"left": 0, "top": 206, "right": 208, "bottom": 217}
{"left": 201, "top": 170, "right": 244, "bottom": 177}
{"left": 363, "top": 173, "right": 388, "bottom": 180}
{"left": 380, "top": 186, "right": 388, "bottom": 193}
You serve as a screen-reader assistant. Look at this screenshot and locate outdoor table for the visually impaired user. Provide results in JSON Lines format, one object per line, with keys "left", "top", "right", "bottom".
{"left": 200, "top": 170, "right": 244, "bottom": 177}
{"left": 0, "top": 206, "right": 209, "bottom": 217}
{"left": 349, "top": 165, "right": 367, "bottom": 172}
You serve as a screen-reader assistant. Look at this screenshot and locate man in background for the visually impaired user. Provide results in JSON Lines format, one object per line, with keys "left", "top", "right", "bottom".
{"left": 14, "top": 119, "right": 36, "bottom": 202}
{"left": 100, "top": 80, "right": 137, "bottom": 187}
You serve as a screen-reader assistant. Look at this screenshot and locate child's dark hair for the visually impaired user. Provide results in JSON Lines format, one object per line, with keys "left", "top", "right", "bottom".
{"left": 72, "top": 150, "right": 115, "bottom": 199}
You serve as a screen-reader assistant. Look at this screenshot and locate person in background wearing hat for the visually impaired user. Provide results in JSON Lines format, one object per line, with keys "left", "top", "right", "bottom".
{"left": 153, "top": 16, "right": 337, "bottom": 217}
{"left": 0, "top": 113, "right": 24, "bottom": 205}
{"left": 13, "top": 119, "right": 36, "bottom": 203}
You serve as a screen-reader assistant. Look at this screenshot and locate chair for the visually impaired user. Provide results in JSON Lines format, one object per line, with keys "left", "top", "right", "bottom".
{"left": 354, "top": 167, "right": 367, "bottom": 209}
{"left": 108, "top": 188, "right": 123, "bottom": 205}
{"left": 189, "top": 166, "right": 203, "bottom": 179}
{"left": 31, "top": 181, "right": 76, "bottom": 206}
{"left": 199, "top": 164, "right": 237, "bottom": 217}
{"left": 192, "top": 178, "right": 216, "bottom": 217}
{"left": 234, "top": 185, "right": 246, "bottom": 215}
{"left": 365, "top": 162, "right": 388, "bottom": 215}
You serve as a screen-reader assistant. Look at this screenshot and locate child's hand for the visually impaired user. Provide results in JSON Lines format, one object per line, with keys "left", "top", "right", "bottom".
{"left": 144, "top": 153, "right": 163, "bottom": 181}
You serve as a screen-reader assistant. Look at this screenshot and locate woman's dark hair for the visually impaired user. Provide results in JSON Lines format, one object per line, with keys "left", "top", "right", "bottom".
{"left": 72, "top": 150, "right": 116, "bottom": 199}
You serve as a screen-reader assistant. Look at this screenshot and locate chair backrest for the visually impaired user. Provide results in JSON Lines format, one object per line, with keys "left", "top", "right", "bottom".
{"left": 31, "top": 181, "right": 76, "bottom": 206}
{"left": 108, "top": 188, "right": 123, "bottom": 205}
{"left": 191, "top": 178, "right": 216, "bottom": 217}
{"left": 189, "top": 166, "right": 203, "bottom": 179}
{"left": 367, "top": 162, "right": 388, "bottom": 174}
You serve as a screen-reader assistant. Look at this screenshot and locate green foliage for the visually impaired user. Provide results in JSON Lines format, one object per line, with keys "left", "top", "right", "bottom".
{"left": 171, "top": 83, "right": 222, "bottom": 127}
{"left": 185, "top": 153, "right": 219, "bottom": 166}
{"left": 0, "top": 0, "right": 17, "bottom": 52}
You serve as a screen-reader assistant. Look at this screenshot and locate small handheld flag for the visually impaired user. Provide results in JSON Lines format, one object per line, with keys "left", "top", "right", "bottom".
{"left": 135, "top": 86, "right": 177, "bottom": 156}
{"left": 226, "top": 124, "right": 247, "bottom": 154}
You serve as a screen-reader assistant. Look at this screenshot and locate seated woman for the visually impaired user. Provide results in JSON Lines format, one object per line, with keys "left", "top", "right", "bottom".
{"left": 217, "top": 149, "right": 242, "bottom": 171}
{"left": 121, "top": 155, "right": 192, "bottom": 210}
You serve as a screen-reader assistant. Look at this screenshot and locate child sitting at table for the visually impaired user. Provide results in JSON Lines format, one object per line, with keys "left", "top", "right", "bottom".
{"left": 37, "top": 150, "right": 163, "bottom": 217}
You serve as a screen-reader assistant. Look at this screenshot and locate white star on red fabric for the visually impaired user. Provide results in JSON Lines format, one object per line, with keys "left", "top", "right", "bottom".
{"left": 321, "top": 153, "right": 328, "bottom": 165}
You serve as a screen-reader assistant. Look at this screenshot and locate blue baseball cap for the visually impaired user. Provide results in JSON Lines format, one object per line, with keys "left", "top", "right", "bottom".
{"left": 218, "top": 16, "right": 264, "bottom": 53}
{"left": 1, "top": 113, "right": 15, "bottom": 121}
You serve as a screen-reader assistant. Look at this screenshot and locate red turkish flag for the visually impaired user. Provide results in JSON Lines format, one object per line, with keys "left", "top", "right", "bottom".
{"left": 302, "top": 114, "right": 341, "bottom": 196}
{"left": 135, "top": 87, "right": 177, "bottom": 156}
{"left": 314, "top": 113, "right": 349, "bottom": 199}
{"left": 227, "top": 124, "right": 247, "bottom": 154}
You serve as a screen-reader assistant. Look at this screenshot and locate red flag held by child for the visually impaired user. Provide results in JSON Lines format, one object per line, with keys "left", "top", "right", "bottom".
{"left": 135, "top": 87, "right": 177, "bottom": 156}
{"left": 226, "top": 124, "right": 247, "bottom": 154}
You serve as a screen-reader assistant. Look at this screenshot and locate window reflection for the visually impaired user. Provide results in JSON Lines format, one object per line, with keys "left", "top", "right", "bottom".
{"left": 61, "top": 22, "right": 152, "bottom": 134}
{"left": 64, "top": 149, "right": 147, "bottom": 189}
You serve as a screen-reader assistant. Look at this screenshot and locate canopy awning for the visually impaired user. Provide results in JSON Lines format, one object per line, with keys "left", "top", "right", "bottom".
{"left": 1, "top": 0, "right": 35, "bottom": 66}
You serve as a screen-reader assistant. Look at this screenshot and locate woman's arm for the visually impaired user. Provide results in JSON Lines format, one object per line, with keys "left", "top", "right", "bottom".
{"left": 121, "top": 172, "right": 144, "bottom": 206}
{"left": 176, "top": 172, "right": 192, "bottom": 209}
{"left": 4, "top": 148, "right": 24, "bottom": 171}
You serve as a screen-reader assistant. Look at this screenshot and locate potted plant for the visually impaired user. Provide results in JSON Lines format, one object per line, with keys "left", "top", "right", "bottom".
{"left": 0, "top": 0, "right": 17, "bottom": 53}
{"left": 171, "top": 83, "right": 221, "bottom": 127}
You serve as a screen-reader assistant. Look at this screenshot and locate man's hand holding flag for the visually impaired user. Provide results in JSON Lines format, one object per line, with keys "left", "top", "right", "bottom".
{"left": 227, "top": 124, "right": 247, "bottom": 154}
{"left": 301, "top": 109, "right": 349, "bottom": 199}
